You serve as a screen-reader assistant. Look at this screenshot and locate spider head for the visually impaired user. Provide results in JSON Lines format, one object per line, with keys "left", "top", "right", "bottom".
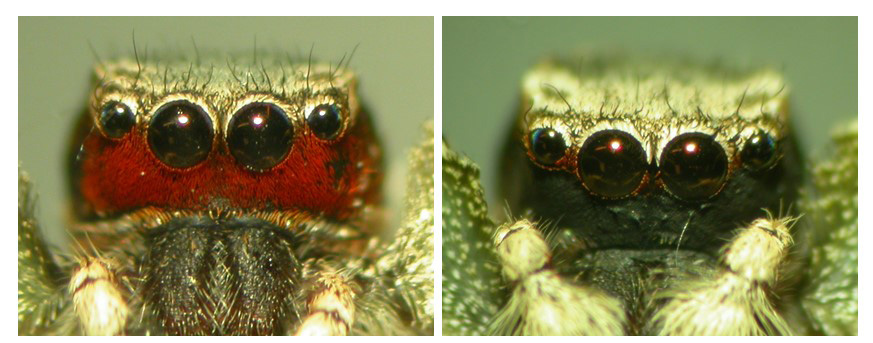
{"left": 503, "top": 58, "right": 801, "bottom": 253}
{"left": 68, "top": 57, "right": 382, "bottom": 233}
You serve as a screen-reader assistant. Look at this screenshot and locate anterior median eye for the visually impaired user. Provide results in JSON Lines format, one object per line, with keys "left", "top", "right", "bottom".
{"left": 99, "top": 100, "right": 135, "bottom": 139}
{"left": 307, "top": 104, "right": 343, "bottom": 140}
{"left": 740, "top": 130, "right": 778, "bottom": 171}
{"left": 227, "top": 103, "right": 293, "bottom": 171}
{"left": 577, "top": 130, "right": 647, "bottom": 198}
{"left": 530, "top": 128, "right": 566, "bottom": 166}
{"left": 660, "top": 132, "right": 728, "bottom": 201}
{"left": 147, "top": 100, "right": 213, "bottom": 169}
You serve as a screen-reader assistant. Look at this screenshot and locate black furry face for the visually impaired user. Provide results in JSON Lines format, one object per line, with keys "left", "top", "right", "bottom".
{"left": 492, "top": 57, "right": 811, "bottom": 335}
{"left": 517, "top": 150, "right": 798, "bottom": 253}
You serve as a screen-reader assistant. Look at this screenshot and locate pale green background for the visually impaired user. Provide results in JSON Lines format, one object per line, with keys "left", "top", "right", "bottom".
{"left": 443, "top": 17, "right": 858, "bottom": 213}
{"left": 19, "top": 17, "right": 434, "bottom": 245}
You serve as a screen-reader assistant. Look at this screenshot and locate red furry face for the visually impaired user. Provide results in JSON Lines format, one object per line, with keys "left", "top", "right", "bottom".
{"left": 71, "top": 61, "right": 381, "bottom": 222}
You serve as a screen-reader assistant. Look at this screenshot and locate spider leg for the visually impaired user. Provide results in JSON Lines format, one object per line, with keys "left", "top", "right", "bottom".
{"left": 652, "top": 216, "right": 796, "bottom": 335}
{"left": 801, "top": 121, "right": 857, "bottom": 335}
{"left": 489, "top": 219, "right": 625, "bottom": 335}
{"left": 368, "top": 122, "right": 434, "bottom": 334}
{"left": 19, "top": 169, "right": 76, "bottom": 335}
{"left": 69, "top": 256, "right": 130, "bottom": 335}
{"left": 295, "top": 266, "right": 356, "bottom": 336}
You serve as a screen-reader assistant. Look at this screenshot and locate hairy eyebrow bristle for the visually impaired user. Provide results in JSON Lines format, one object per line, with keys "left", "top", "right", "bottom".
{"left": 90, "top": 40, "right": 366, "bottom": 111}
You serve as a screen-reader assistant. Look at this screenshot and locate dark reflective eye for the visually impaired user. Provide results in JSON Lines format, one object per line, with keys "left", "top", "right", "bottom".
{"left": 147, "top": 101, "right": 213, "bottom": 168}
{"left": 227, "top": 103, "right": 293, "bottom": 171}
{"left": 741, "top": 130, "right": 778, "bottom": 171}
{"left": 307, "top": 104, "right": 342, "bottom": 140}
{"left": 660, "top": 132, "right": 728, "bottom": 201}
{"left": 577, "top": 130, "right": 648, "bottom": 198}
{"left": 99, "top": 101, "right": 135, "bottom": 139}
{"left": 530, "top": 128, "right": 566, "bottom": 165}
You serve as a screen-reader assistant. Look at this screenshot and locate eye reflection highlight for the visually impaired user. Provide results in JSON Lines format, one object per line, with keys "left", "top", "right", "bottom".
{"left": 252, "top": 115, "right": 265, "bottom": 127}
{"left": 609, "top": 140, "right": 623, "bottom": 153}
{"left": 684, "top": 142, "right": 698, "bottom": 154}
{"left": 176, "top": 114, "right": 190, "bottom": 126}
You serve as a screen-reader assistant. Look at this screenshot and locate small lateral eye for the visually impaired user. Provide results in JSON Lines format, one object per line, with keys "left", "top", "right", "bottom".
{"left": 577, "top": 130, "right": 648, "bottom": 198}
{"left": 660, "top": 132, "right": 728, "bottom": 201}
{"left": 148, "top": 100, "right": 214, "bottom": 169}
{"left": 741, "top": 130, "right": 778, "bottom": 171}
{"left": 99, "top": 101, "right": 135, "bottom": 139}
{"left": 529, "top": 128, "right": 567, "bottom": 165}
{"left": 307, "top": 104, "right": 343, "bottom": 140}
{"left": 227, "top": 103, "right": 294, "bottom": 171}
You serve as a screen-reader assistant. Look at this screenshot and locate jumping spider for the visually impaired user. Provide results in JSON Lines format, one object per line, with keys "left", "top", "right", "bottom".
{"left": 442, "top": 55, "right": 857, "bottom": 335}
{"left": 19, "top": 52, "right": 434, "bottom": 335}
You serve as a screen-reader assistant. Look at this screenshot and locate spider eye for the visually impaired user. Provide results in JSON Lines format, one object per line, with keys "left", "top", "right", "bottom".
{"left": 227, "top": 103, "right": 293, "bottom": 171}
{"left": 99, "top": 101, "right": 135, "bottom": 139}
{"left": 307, "top": 104, "right": 343, "bottom": 140}
{"left": 660, "top": 132, "right": 728, "bottom": 201}
{"left": 148, "top": 100, "right": 213, "bottom": 169}
{"left": 577, "top": 130, "right": 647, "bottom": 198}
{"left": 530, "top": 128, "right": 566, "bottom": 165}
{"left": 741, "top": 130, "right": 778, "bottom": 171}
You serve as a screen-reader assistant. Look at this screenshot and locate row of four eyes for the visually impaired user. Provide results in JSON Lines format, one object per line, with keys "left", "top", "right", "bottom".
{"left": 529, "top": 127, "right": 779, "bottom": 201}
{"left": 98, "top": 99, "right": 344, "bottom": 171}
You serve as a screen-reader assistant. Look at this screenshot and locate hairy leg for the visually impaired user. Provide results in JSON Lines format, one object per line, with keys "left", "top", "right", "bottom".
{"left": 489, "top": 219, "right": 625, "bottom": 335}
{"left": 19, "top": 170, "right": 75, "bottom": 335}
{"left": 295, "top": 266, "right": 357, "bottom": 336}
{"left": 69, "top": 256, "right": 130, "bottom": 335}
{"left": 652, "top": 216, "right": 796, "bottom": 335}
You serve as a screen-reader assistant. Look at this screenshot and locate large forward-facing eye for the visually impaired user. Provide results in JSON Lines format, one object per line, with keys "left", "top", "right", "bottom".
{"left": 148, "top": 100, "right": 214, "bottom": 169}
{"left": 577, "top": 130, "right": 647, "bottom": 198}
{"left": 99, "top": 100, "right": 135, "bottom": 139}
{"left": 660, "top": 132, "right": 728, "bottom": 201}
{"left": 740, "top": 130, "right": 778, "bottom": 171}
{"left": 227, "top": 103, "right": 293, "bottom": 171}
{"left": 529, "top": 128, "right": 566, "bottom": 166}
{"left": 307, "top": 104, "right": 343, "bottom": 140}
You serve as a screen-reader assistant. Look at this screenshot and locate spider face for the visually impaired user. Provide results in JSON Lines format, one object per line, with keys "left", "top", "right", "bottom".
{"left": 474, "top": 56, "right": 816, "bottom": 335}
{"left": 65, "top": 56, "right": 382, "bottom": 335}
{"left": 73, "top": 58, "right": 379, "bottom": 221}
{"left": 503, "top": 57, "right": 801, "bottom": 253}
